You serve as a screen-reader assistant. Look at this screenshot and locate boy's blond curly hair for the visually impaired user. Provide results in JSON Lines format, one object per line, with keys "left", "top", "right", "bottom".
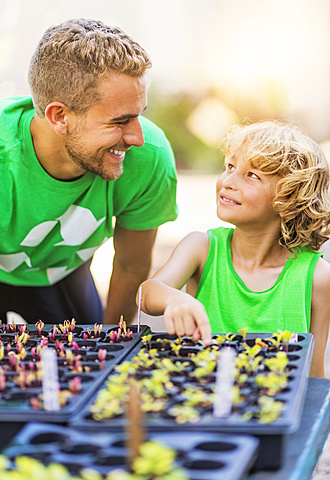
{"left": 28, "top": 18, "right": 151, "bottom": 118}
{"left": 223, "top": 120, "right": 330, "bottom": 253}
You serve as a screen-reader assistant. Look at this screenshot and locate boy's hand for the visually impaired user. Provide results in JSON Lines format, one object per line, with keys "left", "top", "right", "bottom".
{"left": 163, "top": 296, "right": 212, "bottom": 346}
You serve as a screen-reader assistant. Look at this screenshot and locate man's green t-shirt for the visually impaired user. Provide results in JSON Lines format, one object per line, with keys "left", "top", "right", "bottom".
{"left": 0, "top": 97, "right": 178, "bottom": 286}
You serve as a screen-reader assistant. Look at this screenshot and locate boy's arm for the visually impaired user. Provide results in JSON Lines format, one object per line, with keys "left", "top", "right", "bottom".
{"left": 309, "top": 257, "right": 330, "bottom": 378}
{"left": 139, "top": 231, "right": 212, "bottom": 344}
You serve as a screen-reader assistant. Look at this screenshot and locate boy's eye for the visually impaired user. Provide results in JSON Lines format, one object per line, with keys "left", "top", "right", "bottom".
{"left": 248, "top": 172, "right": 260, "bottom": 180}
{"left": 226, "top": 163, "right": 235, "bottom": 171}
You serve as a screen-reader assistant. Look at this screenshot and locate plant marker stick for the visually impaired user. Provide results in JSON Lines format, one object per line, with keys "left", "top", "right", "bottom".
{"left": 41, "top": 348, "right": 60, "bottom": 411}
{"left": 137, "top": 285, "right": 142, "bottom": 333}
{"left": 289, "top": 333, "right": 298, "bottom": 343}
{"left": 125, "top": 381, "right": 145, "bottom": 468}
{"left": 214, "top": 347, "right": 236, "bottom": 418}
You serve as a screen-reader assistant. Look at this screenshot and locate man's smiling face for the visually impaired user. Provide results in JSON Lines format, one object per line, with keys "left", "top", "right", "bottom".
{"left": 64, "top": 73, "right": 147, "bottom": 181}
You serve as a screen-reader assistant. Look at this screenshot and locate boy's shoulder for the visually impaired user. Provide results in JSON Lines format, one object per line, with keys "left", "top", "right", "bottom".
{"left": 312, "top": 257, "right": 330, "bottom": 294}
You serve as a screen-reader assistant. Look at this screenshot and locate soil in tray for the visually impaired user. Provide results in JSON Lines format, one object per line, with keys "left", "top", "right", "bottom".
{"left": 2, "top": 422, "right": 259, "bottom": 480}
{"left": 71, "top": 331, "right": 312, "bottom": 471}
{"left": 0, "top": 320, "right": 149, "bottom": 414}
{"left": 85, "top": 331, "right": 310, "bottom": 426}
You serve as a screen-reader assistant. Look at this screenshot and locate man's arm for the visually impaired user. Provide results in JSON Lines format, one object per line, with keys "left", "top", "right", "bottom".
{"left": 103, "top": 223, "right": 158, "bottom": 324}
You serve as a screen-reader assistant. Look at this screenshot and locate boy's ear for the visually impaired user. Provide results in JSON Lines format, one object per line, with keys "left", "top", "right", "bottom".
{"left": 44, "top": 102, "right": 70, "bottom": 136}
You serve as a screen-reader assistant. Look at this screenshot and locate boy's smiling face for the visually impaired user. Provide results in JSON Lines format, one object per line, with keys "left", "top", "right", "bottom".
{"left": 216, "top": 145, "right": 281, "bottom": 230}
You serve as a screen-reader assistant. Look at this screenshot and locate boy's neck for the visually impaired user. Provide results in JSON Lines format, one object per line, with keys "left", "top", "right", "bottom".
{"left": 231, "top": 227, "right": 289, "bottom": 268}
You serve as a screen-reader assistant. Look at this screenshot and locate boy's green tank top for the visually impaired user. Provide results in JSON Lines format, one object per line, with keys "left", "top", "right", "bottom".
{"left": 195, "top": 227, "right": 321, "bottom": 333}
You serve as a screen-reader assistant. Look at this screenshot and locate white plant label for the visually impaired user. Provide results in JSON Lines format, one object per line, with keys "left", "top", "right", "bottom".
{"left": 214, "top": 347, "right": 236, "bottom": 418}
{"left": 289, "top": 334, "right": 298, "bottom": 343}
{"left": 41, "top": 348, "right": 60, "bottom": 411}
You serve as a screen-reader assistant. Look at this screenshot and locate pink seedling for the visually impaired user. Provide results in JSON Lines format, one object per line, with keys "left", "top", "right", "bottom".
{"left": 18, "top": 347, "right": 27, "bottom": 362}
{"left": 65, "top": 349, "right": 75, "bottom": 367}
{"left": 71, "top": 340, "right": 80, "bottom": 352}
{"left": 0, "top": 368, "right": 6, "bottom": 391}
{"left": 40, "top": 336, "right": 48, "bottom": 348}
{"left": 94, "top": 323, "right": 103, "bottom": 338}
{"left": 72, "top": 355, "right": 83, "bottom": 373}
{"left": 18, "top": 331, "right": 29, "bottom": 345}
{"left": 61, "top": 318, "right": 76, "bottom": 335}
{"left": 125, "top": 328, "right": 133, "bottom": 340}
{"left": 8, "top": 351, "right": 18, "bottom": 371}
{"left": 35, "top": 320, "right": 45, "bottom": 337}
{"left": 55, "top": 340, "right": 65, "bottom": 357}
{"left": 35, "top": 344, "right": 47, "bottom": 362}
{"left": 31, "top": 346, "right": 37, "bottom": 360}
{"left": 30, "top": 397, "right": 42, "bottom": 410}
{"left": 68, "top": 318, "right": 76, "bottom": 332}
{"left": 97, "top": 348, "right": 107, "bottom": 369}
{"left": 118, "top": 315, "right": 127, "bottom": 335}
{"left": 18, "top": 324, "right": 27, "bottom": 335}
{"left": 10, "top": 320, "right": 17, "bottom": 333}
{"left": 48, "top": 325, "right": 58, "bottom": 342}
{"left": 109, "top": 330, "right": 122, "bottom": 343}
{"left": 59, "top": 323, "right": 68, "bottom": 340}
{"left": 14, "top": 370, "right": 39, "bottom": 390}
{"left": 68, "top": 376, "right": 82, "bottom": 394}
{"left": 98, "top": 349, "right": 107, "bottom": 362}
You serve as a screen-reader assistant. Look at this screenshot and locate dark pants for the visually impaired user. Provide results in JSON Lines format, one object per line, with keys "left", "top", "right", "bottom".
{"left": 0, "top": 260, "right": 103, "bottom": 325}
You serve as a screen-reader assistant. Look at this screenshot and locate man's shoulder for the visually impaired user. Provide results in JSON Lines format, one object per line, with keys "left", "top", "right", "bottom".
{"left": 139, "top": 115, "right": 171, "bottom": 149}
{"left": 0, "top": 97, "right": 34, "bottom": 154}
{"left": 0, "top": 96, "right": 34, "bottom": 115}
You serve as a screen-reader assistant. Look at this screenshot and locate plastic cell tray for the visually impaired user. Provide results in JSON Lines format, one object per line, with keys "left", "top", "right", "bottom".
{"left": 0, "top": 323, "right": 150, "bottom": 422}
{"left": 2, "top": 422, "right": 260, "bottom": 480}
{"left": 70, "top": 332, "right": 314, "bottom": 470}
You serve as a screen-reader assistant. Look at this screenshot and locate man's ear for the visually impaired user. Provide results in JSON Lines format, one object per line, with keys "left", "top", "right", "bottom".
{"left": 44, "top": 102, "right": 70, "bottom": 136}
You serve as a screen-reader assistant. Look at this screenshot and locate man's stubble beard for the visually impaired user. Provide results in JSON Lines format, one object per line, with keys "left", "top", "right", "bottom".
{"left": 64, "top": 140, "right": 123, "bottom": 182}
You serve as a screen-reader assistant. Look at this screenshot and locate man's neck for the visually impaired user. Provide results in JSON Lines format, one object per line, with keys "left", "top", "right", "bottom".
{"left": 30, "top": 115, "right": 85, "bottom": 181}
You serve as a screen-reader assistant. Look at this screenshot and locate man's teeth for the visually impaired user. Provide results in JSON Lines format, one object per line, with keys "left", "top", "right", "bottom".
{"left": 109, "top": 149, "right": 125, "bottom": 155}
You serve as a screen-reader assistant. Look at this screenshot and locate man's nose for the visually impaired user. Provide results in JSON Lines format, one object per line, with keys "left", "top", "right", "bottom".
{"left": 123, "top": 118, "right": 145, "bottom": 148}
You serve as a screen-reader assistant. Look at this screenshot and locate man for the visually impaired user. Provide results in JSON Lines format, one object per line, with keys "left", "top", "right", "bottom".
{"left": 0, "top": 19, "right": 178, "bottom": 325}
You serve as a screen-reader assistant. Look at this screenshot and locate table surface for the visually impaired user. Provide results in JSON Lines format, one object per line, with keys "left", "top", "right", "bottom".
{"left": 248, "top": 377, "right": 330, "bottom": 480}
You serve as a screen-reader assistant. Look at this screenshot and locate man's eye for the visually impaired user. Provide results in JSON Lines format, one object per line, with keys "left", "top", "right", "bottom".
{"left": 115, "top": 120, "right": 130, "bottom": 126}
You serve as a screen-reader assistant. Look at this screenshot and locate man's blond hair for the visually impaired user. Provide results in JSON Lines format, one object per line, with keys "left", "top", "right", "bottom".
{"left": 28, "top": 18, "right": 152, "bottom": 117}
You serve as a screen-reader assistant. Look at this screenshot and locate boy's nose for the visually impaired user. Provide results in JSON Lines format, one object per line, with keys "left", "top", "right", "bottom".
{"left": 221, "top": 172, "right": 239, "bottom": 190}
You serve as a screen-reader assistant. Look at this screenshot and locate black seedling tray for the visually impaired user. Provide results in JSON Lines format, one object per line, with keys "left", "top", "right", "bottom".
{"left": 0, "top": 323, "right": 150, "bottom": 422}
{"left": 70, "top": 332, "right": 314, "bottom": 470}
{"left": 2, "top": 422, "right": 259, "bottom": 480}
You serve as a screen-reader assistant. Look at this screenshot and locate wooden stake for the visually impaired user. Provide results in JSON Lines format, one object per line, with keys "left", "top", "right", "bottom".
{"left": 125, "top": 380, "right": 145, "bottom": 469}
